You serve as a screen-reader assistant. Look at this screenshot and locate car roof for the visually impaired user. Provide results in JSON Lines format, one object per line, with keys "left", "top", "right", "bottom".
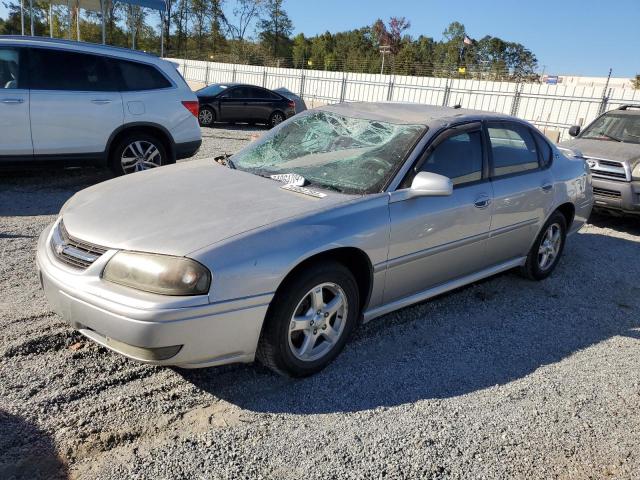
{"left": 0, "top": 35, "right": 160, "bottom": 62}
{"left": 606, "top": 109, "right": 640, "bottom": 116}
{"left": 318, "top": 101, "right": 515, "bottom": 126}
{"left": 210, "top": 83, "right": 273, "bottom": 90}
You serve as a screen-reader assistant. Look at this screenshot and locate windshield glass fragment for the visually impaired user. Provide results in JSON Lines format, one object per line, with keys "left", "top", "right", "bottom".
{"left": 229, "top": 110, "right": 425, "bottom": 194}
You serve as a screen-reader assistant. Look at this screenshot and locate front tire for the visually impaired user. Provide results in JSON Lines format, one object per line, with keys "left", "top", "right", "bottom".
{"left": 257, "top": 261, "right": 360, "bottom": 377}
{"left": 108, "top": 133, "right": 167, "bottom": 176}
{"left": 520, "top": 211, "right": 567, "bottom": 280}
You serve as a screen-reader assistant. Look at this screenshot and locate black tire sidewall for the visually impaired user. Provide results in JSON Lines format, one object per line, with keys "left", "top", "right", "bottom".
{"left": 262, "top": 262, "right": 359, "bottom": 377}
{"left": 527, "top": 212, "right": 567, "bottom": 280}
{"left": 109, "top": 133, "right": 166, "bottom": 176}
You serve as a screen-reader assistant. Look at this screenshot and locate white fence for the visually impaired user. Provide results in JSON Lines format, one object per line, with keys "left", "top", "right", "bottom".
{"left": 170, "top": 58, "right": 640, "bottom": 142}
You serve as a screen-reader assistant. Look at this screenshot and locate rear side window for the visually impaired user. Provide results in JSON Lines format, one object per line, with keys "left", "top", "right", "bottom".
{"left": 0, "top": 47, "right": 21, "bottom": 89}
{"left": 250, "top": 87, "right": 278, "bottom": 99}
{"left": 28, "top": 48, "right": 117, "bottom": 91}
{"left": 487, "top": 122, "right": 540, "bottom": 176}
{"left": 113, "top": 59, "right": 172, "bottom": 91}
{"left": 416, "top": 130, "right": 484, "bottom": 186}
{"left": 532, "top": 130, "right": 553, "bottom": 168}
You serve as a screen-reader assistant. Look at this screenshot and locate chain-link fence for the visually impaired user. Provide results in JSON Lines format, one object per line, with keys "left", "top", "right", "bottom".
{"left": 171, "top": 57, "right": 640, "bottom": 142}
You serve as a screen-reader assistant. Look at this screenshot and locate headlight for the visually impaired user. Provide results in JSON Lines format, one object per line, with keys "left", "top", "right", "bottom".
{"left": 103, "top": 252, "right": 211, "bottom": 296}
{"left": 632, "top": 163, "right": 640, "bottom": 181}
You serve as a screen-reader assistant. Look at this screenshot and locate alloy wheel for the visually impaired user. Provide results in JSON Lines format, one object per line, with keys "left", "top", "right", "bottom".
{"left": 199, "top": 108, "right": 213, "bottom": 125}
{"left": 271, "top": 112, "right": 284, "bottom": 126}
{"left": 288, "top": 282, "right": 348, "bottom": 362}
{"left": 538, "top": 222, "right": 562, "bottom": 271}
{"left": 120, "top": 141, "right": 162, "bottom": 174}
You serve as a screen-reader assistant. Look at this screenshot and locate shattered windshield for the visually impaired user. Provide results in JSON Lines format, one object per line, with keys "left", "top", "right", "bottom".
{"left": 230, "top": 110, "right": 426, "bottom": 194}
{"left": 581, "top": 113, "right": 640, "bottom": 144}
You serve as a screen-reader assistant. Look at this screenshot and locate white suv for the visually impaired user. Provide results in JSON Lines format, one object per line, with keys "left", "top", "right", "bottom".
{"left": 0, "top": 36, "right": 201, "bottom": 175}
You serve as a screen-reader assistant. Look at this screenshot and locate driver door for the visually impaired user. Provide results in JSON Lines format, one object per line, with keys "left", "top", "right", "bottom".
{"left": 218, "top": 86, "right": 248, "bottom": 122}
{"left": 385, "top": 123, "right": 494, "bottom": 303}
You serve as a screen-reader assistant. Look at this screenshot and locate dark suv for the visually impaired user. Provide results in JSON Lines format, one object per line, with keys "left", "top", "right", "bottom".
{"left": 561, "top": 105, "right": 640, "bottom": 216}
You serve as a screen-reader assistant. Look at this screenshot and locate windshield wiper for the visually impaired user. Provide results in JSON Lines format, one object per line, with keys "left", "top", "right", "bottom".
{"left": 306, "top": 181, "right": 345, "bottom": 193}
{"left": 214, "top": 153, "right": 236, "bottom": 169}
{"left": 602, "top": 133, "right": 623, "bottom": 142}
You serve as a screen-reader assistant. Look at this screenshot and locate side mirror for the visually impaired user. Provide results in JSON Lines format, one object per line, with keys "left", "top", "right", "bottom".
{"left": 568, "top": 125, "right": 581, "bottom": 137}
{"left": 411, "top": 171, "right": 453, "bottom": 196}
{"left": 390, "top": 171, "right": 453, "bottom": 203}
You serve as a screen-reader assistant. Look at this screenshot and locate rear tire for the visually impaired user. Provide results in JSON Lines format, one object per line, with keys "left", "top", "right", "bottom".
{"left": 108, "top": 133, "right": 167, "bottom": 176}
{"left": 257, "top": 261, "right": 359, "bottom": 377}
{"left": 269, "top": 111, "right": 285, "bottom": 128}
{"left": 198, "top": 106, "right": 215, "bottom": 127}
{"left": 520, "top": 211, "right": 567, "bottom": 280}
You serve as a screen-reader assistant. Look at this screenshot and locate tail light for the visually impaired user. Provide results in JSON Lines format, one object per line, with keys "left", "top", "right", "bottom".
{"left": 288, "top": 100, "right": 296, "bottom": 112}
{"left": 182, "top": 101, "right": 199, "bottom": 118}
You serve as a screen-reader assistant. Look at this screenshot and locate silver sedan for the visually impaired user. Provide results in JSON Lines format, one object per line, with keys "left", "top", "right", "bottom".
{"left": 36, "top": 103, "right": 593, "bottom": 376}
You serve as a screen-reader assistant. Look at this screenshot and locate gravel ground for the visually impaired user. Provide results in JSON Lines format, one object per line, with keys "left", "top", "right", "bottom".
{"left": 1, "top": 126, "right": 640, "bottom": 479}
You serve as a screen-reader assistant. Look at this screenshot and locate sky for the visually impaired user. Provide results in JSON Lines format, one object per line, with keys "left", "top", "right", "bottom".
{"left": 1, "top": 0, "right": 638, "bottom": 77}
{"left": 283, "top": 0, "right": 640, "bottom": 78}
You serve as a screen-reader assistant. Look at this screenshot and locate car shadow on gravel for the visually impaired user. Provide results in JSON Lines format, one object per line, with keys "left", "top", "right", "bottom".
{"left": 181, "top": 231, "right": 640, "bottom": 415}
{"left": 0, "top": 410, "right": 68, "bottom": 479}
{"left": 587, "top": 211, "right": 640, "bottom": 236}
{"left": 0, "top": 167, "right": 110, "bottom": 216}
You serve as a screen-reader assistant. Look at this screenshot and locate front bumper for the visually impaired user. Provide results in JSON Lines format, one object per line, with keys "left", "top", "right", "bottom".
{"left": 592, "top": 177, "right": 640, "bottom": 215}
{"left": 36, "top": 222, "right": 270, "bottom": 368}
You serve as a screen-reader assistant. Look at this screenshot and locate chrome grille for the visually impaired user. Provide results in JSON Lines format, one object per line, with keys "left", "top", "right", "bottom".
{"left": 51, "top": 221, "right": 107, "bottom": 270}
{"left": 585, "top": 157, "right": 630, "bottom": 182}
{"left": 593, "top": 187, "right": 622, "bottom": 198}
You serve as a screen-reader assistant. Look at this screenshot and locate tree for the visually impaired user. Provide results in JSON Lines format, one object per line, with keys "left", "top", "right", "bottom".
{"left": 291, "top": 32, "right": 310, "bottom": 68}
{"left": 224, "top": 0, "right": 261, "bottom": 42}
{"left": 257, "top": 0, "right": 293, "bottom": 59}
{"left": 387, "top": 16, "right": 410, "bottom": 54}
{"left": 632, "top": 75, "right": 640, "bottom": 89}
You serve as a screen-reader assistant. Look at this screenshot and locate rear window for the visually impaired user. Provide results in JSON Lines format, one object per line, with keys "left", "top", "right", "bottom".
{"left": 113, "top": 59, "right": 172, "bottom": 91}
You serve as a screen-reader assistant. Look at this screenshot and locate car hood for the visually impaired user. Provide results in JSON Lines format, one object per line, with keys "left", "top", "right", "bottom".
{"left": 560, "top": 138, "right": 640, "bottom": 166}
{"left": 61, "top": 159, "right": 356, "bottom": 256}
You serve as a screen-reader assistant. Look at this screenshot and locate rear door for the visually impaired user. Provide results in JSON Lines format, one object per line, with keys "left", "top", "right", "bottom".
{"left": 248, "top": 87, "right": 276, "bottom": 122}
{"left": 0, "top": 46, "right": 32, "bottom": 158}
{"left": 484, "top": 121, "right": 556, "bottom": 264}
{"left": 28, "top": 47, "right": 123, "bottom": 156}
{"left": 385, "top": 123, "right": 494, "bottom": 302}
{"left": 110, "top": 57, "right": 175, "bottom": 132}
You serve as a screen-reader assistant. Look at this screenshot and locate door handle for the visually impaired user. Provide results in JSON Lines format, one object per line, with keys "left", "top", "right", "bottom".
{"left": 474, "top": 195, "right": 492, "bottom": 209}
{"left": 541, "top": 183, "right": 553, "bottom": 192}
{"left": 91, "top": 99, "right": 112, "bottom": 105}
{"left": 1, "top": 98, "right": 24, "bottom": 104}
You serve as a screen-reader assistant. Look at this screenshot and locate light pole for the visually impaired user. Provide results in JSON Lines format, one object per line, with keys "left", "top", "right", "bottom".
{"left": 379, "top": 45, "right": 390, "bottom": 75}
{"left": 20, "top": 0, "right": 24, "bottom": 35}
{"left": 29, "top": 0, "right": 34, "bottom": 36}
